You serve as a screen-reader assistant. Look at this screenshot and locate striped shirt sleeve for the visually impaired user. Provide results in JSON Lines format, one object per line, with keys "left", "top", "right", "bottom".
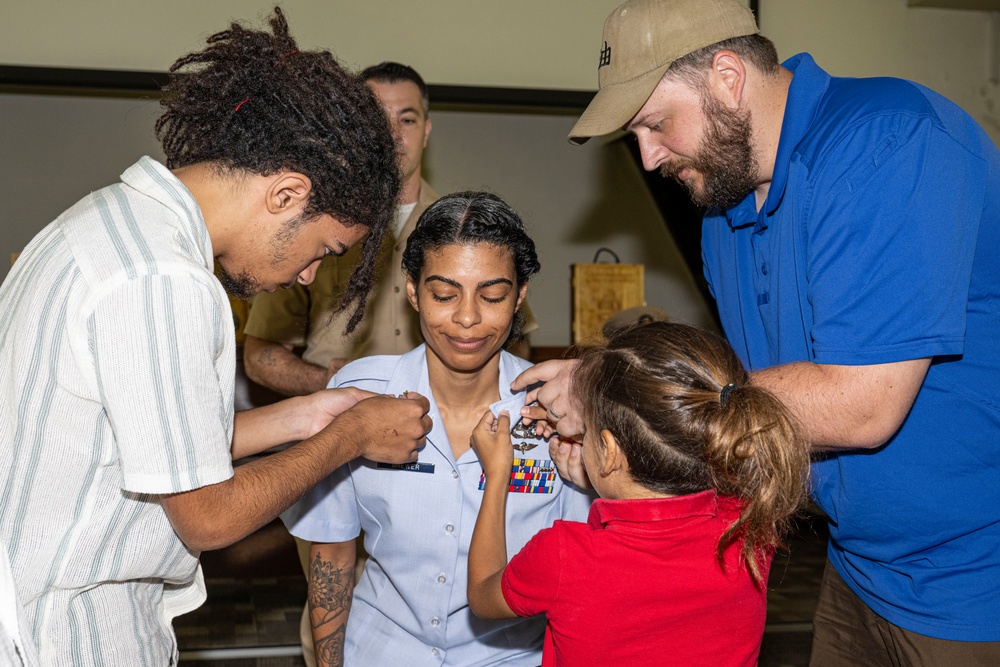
{"left": 89, "top": 273, "right": 234, "bottom": 494}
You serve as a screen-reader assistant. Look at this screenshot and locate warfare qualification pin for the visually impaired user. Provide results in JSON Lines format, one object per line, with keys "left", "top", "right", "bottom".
{"left": 511, "top": 421, "right": 534, "bottom": 438}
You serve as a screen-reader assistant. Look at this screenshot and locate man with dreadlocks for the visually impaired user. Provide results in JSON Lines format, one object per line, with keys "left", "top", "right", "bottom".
{"left": 0, "top": 8, "right": 431, "bottom": 665}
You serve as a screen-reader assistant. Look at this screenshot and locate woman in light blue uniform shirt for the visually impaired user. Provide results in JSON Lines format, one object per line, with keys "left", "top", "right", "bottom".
{"left": 283, "top": 192, "right": 592, "bottom": 666}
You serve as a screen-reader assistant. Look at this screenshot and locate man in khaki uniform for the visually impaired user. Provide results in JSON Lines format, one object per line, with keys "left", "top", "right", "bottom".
{"left": 244, "top": 62, "right": 439, "bottom": 394}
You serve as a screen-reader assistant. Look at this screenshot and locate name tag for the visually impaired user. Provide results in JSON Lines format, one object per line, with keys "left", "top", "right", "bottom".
{"left": 376, "top": 461, "right": 435, "bottom": 474}
{"left": 479, "top": 458, "right": 557, "bottom": 494}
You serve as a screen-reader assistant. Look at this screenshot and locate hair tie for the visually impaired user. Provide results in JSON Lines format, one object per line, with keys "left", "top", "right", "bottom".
{"left": 719, "top": 383, "right": 737, "bottom": 407}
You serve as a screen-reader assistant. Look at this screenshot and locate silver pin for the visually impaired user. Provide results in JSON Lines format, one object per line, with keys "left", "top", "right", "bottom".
{"left": 511, "top": 420, "right": 534, "bottom": 438}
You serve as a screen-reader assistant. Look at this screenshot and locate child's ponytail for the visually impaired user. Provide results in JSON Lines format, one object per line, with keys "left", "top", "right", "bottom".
{"left": 572, "top": 321, "right": 810, "bottom": 583}
{"left": 702, "top": 380, "right": 810, "bottom": 582}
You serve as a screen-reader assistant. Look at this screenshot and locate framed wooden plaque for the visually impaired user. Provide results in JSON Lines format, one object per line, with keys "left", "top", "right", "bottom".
{"left": 572, "top": 263, "right": 645, "bottom": 344}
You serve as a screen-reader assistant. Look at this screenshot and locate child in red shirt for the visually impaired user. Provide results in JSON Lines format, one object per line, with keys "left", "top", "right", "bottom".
{"left": 467, "top": 321, "right": 810, "bottom": 666}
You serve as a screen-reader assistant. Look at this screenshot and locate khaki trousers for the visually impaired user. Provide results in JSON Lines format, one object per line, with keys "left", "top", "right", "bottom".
{"left": 809, "top": 560, "right": 1000, "bottom": 667}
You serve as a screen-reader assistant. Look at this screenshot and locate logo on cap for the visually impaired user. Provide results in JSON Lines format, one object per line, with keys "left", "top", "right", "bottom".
{"left": 598, "top": 41, "right": 611, "bottom": 69}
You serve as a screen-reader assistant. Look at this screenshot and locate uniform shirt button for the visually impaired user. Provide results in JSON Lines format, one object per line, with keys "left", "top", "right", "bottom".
{"left": 431, "top": 617, "right": 440, "bottom": 627}
{"left": 445, "top": 523, "right": 455, "bottom": 534}
{"left": 437, "top": 574, "right": 447, "bottom": 584}
{"left": 451, "top": 469, "right": 459, "bottom": 479}
{"left": 394, "top": 286, "right": 401, "bottom": 293}
{"left": 761, "top": 263, "right": 768, "bottom": 275}
{"left": 395, "top": 328, "right": 401, "bottom": 335}
{"left": 432, "top": 648, "right": 440, "bottom": 657}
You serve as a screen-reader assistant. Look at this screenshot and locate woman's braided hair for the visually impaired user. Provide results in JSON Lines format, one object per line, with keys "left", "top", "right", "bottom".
{"left": 155, "top": 7, "right": 399, "bottom": 332}
{"left": 401, "top": 191, "right": 541, "bottom": 344}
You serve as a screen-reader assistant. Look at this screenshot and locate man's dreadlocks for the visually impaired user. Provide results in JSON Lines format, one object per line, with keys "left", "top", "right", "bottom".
{"left": 156, "top": 7, "right": 399, "bottom": 332}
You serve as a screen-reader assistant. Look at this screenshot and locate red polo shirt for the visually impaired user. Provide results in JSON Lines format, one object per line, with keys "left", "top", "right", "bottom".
{"left": 501, "top": 490, "right": 770, "bottom": 666}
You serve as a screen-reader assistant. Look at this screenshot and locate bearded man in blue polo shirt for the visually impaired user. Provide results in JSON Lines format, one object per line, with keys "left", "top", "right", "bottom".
{"left": 515, "top": 0, "right": 1000, "bottom": 664}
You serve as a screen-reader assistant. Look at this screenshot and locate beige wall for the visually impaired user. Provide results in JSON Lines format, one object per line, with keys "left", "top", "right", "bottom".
{"left": 0, "top": 0, "right": 616, "bottom": 90}
{"left": 761, "top": 0, "right": 1000, "bottom": 142}
{"left": 2, "top": 1, "right": 996, "bottom": 129}
{"left": 3, "top": 1, "right": 997, "bottom": 136}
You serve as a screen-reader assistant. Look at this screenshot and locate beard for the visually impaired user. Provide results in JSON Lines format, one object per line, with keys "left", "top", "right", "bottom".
{"left": 659, "top": 92, "right": 758, "bottom": 209}
{"left": 217, "top": 212, "right": 312, "bottom": 299}
{"left": 218, "top": 268, "right": 260, "bottom": 300}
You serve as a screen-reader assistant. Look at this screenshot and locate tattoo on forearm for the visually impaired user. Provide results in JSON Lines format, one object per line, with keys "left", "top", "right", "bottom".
{"left": 309, "top": 552, "right": 353, "bottom": 628}
{"left": 315, "top": 625, "right": 346, "bottom": 667}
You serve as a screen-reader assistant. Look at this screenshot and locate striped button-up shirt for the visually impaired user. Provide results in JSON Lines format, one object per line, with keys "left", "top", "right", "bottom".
{"left": 0, "top": 157, "right": 235, "bottom": 666}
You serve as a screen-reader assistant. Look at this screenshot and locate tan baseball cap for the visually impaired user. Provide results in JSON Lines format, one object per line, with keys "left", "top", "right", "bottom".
{"left": 569, "top": 0, "right": 758, "bottom": 144}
